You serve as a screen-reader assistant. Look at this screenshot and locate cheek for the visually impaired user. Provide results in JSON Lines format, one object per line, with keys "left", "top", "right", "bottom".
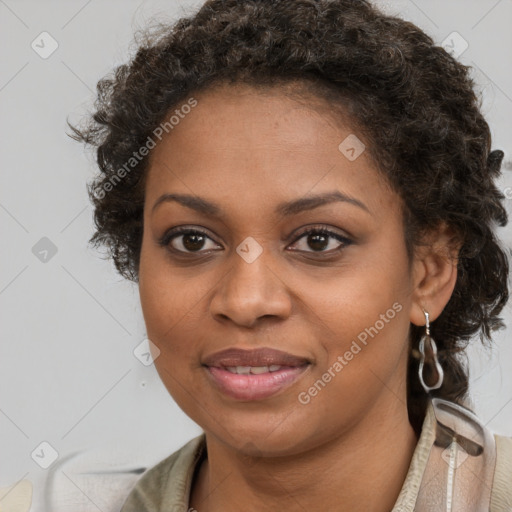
{"left": 138, "top": 238, "right": 221, "bottom": 396}
{"left": 139, "top": 233, "right": 203, "bottom": 335}
{"left": 138, "top": 258, "right": 202, "bottom": 406}
{"left": 304, "top": 242, "right": 409, "bottom": 341}
{"left": 296, "top": 233, "right": 412, "bottom": 380}
{"left": 138, "top": 241, "right": 190, "bottom": 356}
{"left": 306, "top": 278, "right": 409, "bottom": 385}
{"left": 292, "top": 297, "right": 410, "bottom": 438}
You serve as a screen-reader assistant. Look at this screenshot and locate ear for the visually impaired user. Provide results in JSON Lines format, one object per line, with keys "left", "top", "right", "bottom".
{"left": 410, "top": 222, "right": 461, "bottom": 327}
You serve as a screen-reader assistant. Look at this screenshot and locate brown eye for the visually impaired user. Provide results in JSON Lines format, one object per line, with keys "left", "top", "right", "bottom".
{"left": 289, "top": 227, "right": 352, "bottom": 254}
{"left": 159, "top": 228, "right": 222, "bottom": 254}
{"left": 179, "top": 232, "right": 207, "bottom": 252}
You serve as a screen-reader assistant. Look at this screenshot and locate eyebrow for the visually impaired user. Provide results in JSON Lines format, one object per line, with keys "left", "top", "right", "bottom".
{"left": 151, "top": 191, "right": 370, "bottom": 217}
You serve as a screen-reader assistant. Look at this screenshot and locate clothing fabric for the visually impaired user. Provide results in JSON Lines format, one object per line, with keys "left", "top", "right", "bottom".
{"left": 120, "top": 403, "right": 512, "bottom": 511}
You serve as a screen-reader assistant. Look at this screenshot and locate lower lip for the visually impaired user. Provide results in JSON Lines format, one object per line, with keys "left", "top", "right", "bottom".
{"left": 206, "top": 366, "right": 309, "bottom": 401}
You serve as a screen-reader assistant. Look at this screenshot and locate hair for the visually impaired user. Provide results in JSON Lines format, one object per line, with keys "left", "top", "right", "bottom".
{"left": 69, "top": 0, "right": 509, "bottom": 434}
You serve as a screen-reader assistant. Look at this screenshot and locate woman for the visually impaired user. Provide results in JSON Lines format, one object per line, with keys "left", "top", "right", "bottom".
{"left": 70, "top": 0, "right": 512, "bottom": 510}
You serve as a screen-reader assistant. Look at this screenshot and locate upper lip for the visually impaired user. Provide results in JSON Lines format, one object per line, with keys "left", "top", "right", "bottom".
{"left": 203, "top": 347, "right": 310, "bottom": 368}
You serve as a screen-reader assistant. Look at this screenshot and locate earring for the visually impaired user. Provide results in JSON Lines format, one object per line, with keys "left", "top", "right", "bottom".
{"left": 418, "top": 309, "right": 444, "bottom": 392}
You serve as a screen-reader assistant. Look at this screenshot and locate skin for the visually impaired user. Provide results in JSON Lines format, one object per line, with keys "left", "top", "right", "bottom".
{"left": 138, "top": 82, "right": 459, "bottom": 512}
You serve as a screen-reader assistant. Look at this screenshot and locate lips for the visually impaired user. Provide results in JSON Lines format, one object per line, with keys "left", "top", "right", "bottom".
{"left": 202, "top": 347, "right": 311, "bottom": 401}
{"left": 202, "top": 347, "right": 310, "bottom": 368}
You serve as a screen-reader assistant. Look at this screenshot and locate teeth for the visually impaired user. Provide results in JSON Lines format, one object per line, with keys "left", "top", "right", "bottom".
{"left": 249, "top": 366, "right": 269, "bottom": 374}
{"left": 224, "top": 365, "right": 283, "bottom": 374}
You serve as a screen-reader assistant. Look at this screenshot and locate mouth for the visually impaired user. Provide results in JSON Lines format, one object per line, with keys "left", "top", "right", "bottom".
{"left": 202, "top": 347, "right": 311, "bottom": 401}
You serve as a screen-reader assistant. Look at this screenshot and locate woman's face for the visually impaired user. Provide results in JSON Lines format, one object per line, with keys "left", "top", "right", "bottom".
{"left": 139, "top": 83, "right": 417, "bottom": 455}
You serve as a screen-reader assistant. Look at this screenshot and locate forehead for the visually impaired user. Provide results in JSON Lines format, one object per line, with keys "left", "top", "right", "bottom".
{"left": 151, "top": 82, "right": 355, "bottom": 153}
{"left": 144, "top": 83, "right": 398, "bottom": 218}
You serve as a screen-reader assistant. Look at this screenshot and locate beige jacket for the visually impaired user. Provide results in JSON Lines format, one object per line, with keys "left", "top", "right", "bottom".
{"left": 120, "top": 404, "right": 512, "bottom": 511}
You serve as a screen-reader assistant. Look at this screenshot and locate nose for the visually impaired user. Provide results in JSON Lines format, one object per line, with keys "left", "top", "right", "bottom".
{"left": 209, "top": 246, "right": 292, "bottom": 328}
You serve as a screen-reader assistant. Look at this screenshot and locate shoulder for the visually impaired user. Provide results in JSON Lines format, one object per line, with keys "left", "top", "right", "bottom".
{"left": 120, "top": 434, "right": 206, "bottom": 512}
{"left": 491, "top": 433, "right": 512, "bottom": 511}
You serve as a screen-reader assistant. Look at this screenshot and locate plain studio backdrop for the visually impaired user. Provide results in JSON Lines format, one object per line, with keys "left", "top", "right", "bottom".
{"left": 1, "top": 0, "right": 511, "bottom": 510}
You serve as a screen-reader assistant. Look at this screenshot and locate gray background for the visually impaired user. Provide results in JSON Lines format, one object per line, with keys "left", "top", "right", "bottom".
{"left": 1, "top": 0, "right": 511, "bottom": 510}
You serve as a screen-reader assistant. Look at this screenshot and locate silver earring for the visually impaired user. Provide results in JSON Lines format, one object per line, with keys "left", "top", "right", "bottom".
{"left": 418, "top": 310, "right": 444, "bottom": 392}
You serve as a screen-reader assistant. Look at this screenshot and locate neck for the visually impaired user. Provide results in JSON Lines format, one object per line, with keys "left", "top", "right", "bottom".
{"left": 190, "top": 399, "right": 419, "bottom": 512}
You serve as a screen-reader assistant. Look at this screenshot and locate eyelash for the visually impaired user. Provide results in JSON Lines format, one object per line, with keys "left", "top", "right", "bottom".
{"left": 158, "top": 225, "right": 353, "bottom": 257}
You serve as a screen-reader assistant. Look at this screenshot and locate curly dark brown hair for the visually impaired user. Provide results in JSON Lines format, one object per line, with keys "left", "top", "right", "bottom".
{"left": 69, "top": 0, "right": 509, "bottom": 433}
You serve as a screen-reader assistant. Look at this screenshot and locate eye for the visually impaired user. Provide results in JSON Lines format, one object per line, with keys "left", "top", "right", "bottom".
{"left": 159, "top": 225, "right": 353, "bottom": 256}
{"left": 159, "top": 227, "right": 222, "bottom": 254}
{"left": 288, "top": 226, "right": 352, "bottom": 254}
